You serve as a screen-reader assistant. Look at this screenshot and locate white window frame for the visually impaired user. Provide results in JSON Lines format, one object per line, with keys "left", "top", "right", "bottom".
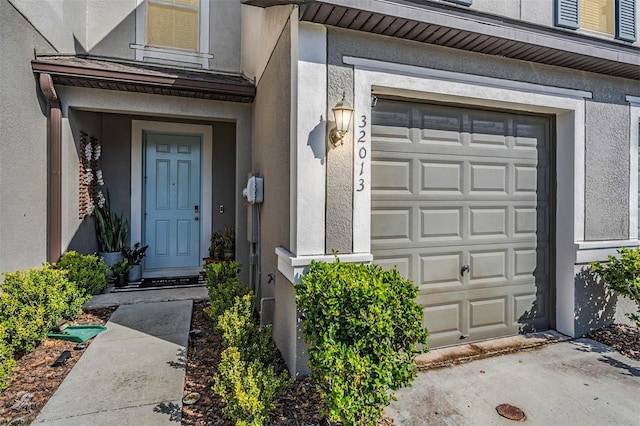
{"left": 131, "top": 0, "right": 213, "bottom": 68}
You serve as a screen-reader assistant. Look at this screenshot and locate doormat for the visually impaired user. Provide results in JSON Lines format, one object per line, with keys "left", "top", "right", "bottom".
{"left": 139, "top": 276, "right": 200, "bottom": 288}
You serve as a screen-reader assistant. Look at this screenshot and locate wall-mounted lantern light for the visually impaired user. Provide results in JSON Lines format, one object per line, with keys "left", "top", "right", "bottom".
{"left": 329, "top": 94, "right": 354, "bottom": 147}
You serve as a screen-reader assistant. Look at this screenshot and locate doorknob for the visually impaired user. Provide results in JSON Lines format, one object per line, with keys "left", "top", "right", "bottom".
{"left": 194, "top": 217, "right": 199, "bottom": 221}
{"left": 460, "top": 264, "right": 470, "bottom": 276}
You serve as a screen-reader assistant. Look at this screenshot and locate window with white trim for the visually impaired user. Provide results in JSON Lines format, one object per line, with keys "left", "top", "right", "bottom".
{"left": 555, "top": 0, "right": 637, "bottom": 42}
{"left": 131, "top": 0, "right": 213, "bottom": 68}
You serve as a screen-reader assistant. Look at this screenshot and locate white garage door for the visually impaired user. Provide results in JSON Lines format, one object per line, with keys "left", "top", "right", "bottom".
{"left": 371, "top": 99, "right": 553, "bottom": 348}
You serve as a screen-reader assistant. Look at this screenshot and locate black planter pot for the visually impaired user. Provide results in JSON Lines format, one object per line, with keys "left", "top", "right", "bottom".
{"left": 115, "top": 273, "right": 129, "bottom": 288}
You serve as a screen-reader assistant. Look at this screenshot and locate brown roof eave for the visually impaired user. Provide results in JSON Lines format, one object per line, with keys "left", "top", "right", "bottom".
{"left": 31, "top": 60, "right": 256, "bottom": 99}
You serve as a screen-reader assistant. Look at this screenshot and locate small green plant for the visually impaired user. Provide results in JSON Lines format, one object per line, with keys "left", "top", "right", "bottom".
{"left": 203, "top": 261, "right": 249, "bottom": 320}
{"left": 0, "top": 323, "right": 15, "bottom": 392}
{"left": 0, "top": 264, "right": 85, "bottom": 355}
{"left": 296, "top": 259, "right": 429, "bottom": 425}
{"left": 94, "top": 198, "right": 128, "bottom": 253}
{"left": 591, "top": 247, "right": 640, "bottom": 327}
{"left": 205, "top": 261, "right": 241, "bottom": 289}
{"left": 209, "top": 227, "right": 235, "bottom": 260}
{"left": 111, "top": 258, "right": 130, "bottom": 276}
{"left": 122, "top": 243, "right": 148, "bottom": 266}
{"left": 213, "top": 346, "right": 291, "bottom": 426}
{"left": 57, "top": 250, "right": 109, "bottom": 295}
{"left": 216, "top": 294, "right": 273, "bottom": 363}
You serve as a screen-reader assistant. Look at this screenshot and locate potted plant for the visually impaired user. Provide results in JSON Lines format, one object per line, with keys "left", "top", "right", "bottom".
{"left": 208, "top": 227, "right": 235, "bottom": 261}
{"left": 221, "top": 226, "right": 235, "bottom": 260}
{"left": 122, "top": 243, "right": 148, "bottom": 282}
{"left": 112, "top": 258, "right": 130, "bottom": 287}
{"left": 208, "top": 230, "right": 224, "bottom": 260}
{"left": 94, "top": 198, "right": 129, "bottom": 270}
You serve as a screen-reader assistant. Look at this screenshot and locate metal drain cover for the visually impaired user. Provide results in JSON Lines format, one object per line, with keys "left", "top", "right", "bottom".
{"left": 496, "top": 403, "right": 525, "bottom": 421}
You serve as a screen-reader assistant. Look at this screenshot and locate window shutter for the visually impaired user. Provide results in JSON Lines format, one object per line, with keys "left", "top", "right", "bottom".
{"left": 616, "top": 0, "right": 637, "bottom": 42}
{"left": 556, "top": 0, "right": 580, "bottom": 29}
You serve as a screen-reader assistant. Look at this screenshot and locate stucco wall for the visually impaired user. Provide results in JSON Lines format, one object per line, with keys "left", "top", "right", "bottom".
{"left": 211, "top": 122, "right": 237, "bottom": 234}
{"left": 326, "top": 26, "right": 639, "bottom": 245}
{"left": 10, "top": 0, "right": 243, "bottom": 73}
{"left": 251, "top": 18, "right": 292, "bottom": 303}
{"left": 0, "top": 1, "right": 56, "bottom": 275}
{"left": 63, "top": 109, "right": 102, "bottom": 255}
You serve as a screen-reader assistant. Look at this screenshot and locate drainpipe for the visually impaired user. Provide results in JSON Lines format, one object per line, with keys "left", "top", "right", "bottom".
{"left": 39, "top": 73, "right": 62, "bottom": 263}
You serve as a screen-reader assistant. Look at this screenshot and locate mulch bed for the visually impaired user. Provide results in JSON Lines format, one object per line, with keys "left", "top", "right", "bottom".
{"left": 181, "top": 302, "right": 395, "bottom": 426}
{"left": 6, "top": 301, "right": 636, "bottom": 425}
{"left": 587, "top": 323, "right": 640, "bottom": 360}
{"left": 0, "top": 307, "right": 115, "bottom": 425}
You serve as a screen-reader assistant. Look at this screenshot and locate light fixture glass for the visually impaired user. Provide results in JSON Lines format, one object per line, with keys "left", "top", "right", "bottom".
{"left": 329, "top": 95, "right": 354, "bottom": 147}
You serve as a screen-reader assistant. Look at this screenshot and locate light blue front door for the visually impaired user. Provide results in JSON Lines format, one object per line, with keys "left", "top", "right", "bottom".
{"left": 144, "top": 132, "right": 201, "bottom": 270}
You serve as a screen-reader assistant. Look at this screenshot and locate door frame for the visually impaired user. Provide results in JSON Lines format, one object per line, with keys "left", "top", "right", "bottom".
{"left": 131, "top": 120, "right": 213, "bottom": 277}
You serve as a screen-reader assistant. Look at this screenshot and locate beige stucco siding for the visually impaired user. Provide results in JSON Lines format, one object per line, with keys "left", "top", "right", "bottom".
{"left": 251, "top": 19, "right": 292, "bottom": 301}
{"left": 0, "top": 1, "right": 56, "bottom": 275}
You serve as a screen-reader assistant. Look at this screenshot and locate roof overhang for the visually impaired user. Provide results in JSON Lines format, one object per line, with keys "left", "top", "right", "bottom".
{"left": 31, "top": 56, "right": 256, "bottom": 103}
{"left": 246, "top": 0, "right": 640, "bottom": 80}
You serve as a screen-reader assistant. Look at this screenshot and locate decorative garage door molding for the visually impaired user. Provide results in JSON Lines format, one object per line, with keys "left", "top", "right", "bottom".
{"left": 347, "top": 56, "right": 590, "bottom": 338}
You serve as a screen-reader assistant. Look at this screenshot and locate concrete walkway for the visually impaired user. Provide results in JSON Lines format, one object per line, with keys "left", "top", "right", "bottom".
{"left": 387, "top": 338, "right": 640, "bottom": 425}
{"left": 33, "top": 300, "right": 192, "bottom": 425}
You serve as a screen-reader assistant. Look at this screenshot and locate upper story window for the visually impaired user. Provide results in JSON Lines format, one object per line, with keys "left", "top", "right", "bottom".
{"left": 147, "top": 0, "right": 199, "bottom": 51}
{"left": 555, "top": 0, "right": 637, "bottom": 42}
{"left": 580, "top": 0, "right": 615, "bottom": 35}
{"left": 131, "top": 0, "right": 213, "bottom": 69}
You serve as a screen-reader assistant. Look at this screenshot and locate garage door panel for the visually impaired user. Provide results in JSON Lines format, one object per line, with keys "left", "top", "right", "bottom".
{"left": 421, "top": 161, "right": 463, "bottom": 194}
{"left": 469, "top": 207, "right": 507, "bottom": 238}
{"left": 469, "top": 297, "right": 507, "bottom": 328}
{"left": 373, "top": 201, "right": 546, "bottom": 241}
{"left": 371, "top": 126, "right": 412, "bottom": 145}
{"left": 470, "top": 163, "right": 508, "bottom": 194}
{"left": 420, "top": 252, "right": 464, "bottom": 289}
{"left": 422, "top": 303, "right": 462, "bottom": 336}
{"left": 514, "top": 291, "right": 547, "bottom": 324}
{"left": 373, "top": 254, "right": 412, "bottom": 279}
{"left": 371, "top": 158, "right": 413, "bottom": 194}
{"left": 468, "top": 250, "right": 508, "bottom": 283}
{"left": 422, "top": 208, "right": 463, "bottom": 240}
{"left": 371, "top": 207, "right": 412, "bottom": 243}
{"left": 372, "top": 100, "right": 552, "bottom": 348}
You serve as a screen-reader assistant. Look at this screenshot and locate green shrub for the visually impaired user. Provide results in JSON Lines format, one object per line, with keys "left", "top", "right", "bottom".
{"left": 0, "top": 323, "right": 15, "bottom": 392}
{"left": 205, "top": 261, "right": 241, "bottom": 290}
{"left": 0, "top": 264, "right": 86, "bottom": 354}
{"left": 295, "top": 260, "right": 429, "bottom": 425}
{"left": 213, "top": 346, "right": 291, "bottom": 426}
{"left": 216, "top": 294, "right": 273, "bottom": 363}
{"left": 57, "top": 250, "right": 109, "bottom": 295}
{"left": 591, "top": 247, "right": 640, "bottom": 327}
{"left": 204, "top": 262, "right": 249, "bottom": 321}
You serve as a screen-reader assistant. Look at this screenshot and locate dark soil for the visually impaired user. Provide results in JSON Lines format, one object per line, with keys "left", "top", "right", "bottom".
{"left": 8, "top": 302, "right": 636, "bottom": 425}
{"left": 0, "top": 307, "right": 115, "bottom": 424}
{"left": 587, "top": 323, "right": 640, "bottom": 360}
{"left": 181, "top": 302, "right": 325, "bottom": 426}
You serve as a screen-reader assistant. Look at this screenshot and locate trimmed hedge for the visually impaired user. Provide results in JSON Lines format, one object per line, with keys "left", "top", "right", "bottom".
{"left": 57, "top": 251, "right": 109, "bottom": 296}
{"left": 0, "top": 261, "right": 94, "bottom": 392}
{"left": 206, "top": 261, "right": 291, "bottom": 425}
{"left": 295, "top": 259, "right": 429, "bottom": 425}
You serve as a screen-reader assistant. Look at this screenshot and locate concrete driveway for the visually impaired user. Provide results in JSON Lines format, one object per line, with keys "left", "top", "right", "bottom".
{"left": 386, "top": 338, "right": 640, "bottom": 425}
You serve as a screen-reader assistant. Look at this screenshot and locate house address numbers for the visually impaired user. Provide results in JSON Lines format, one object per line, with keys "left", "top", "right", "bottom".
{"left": 357, "top": 114, "right": 367, "bottom": 192}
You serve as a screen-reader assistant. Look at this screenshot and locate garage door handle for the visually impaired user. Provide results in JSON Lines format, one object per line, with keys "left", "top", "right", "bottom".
{"left": 460, "top": 264, "right": 470, "bottom": 276}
